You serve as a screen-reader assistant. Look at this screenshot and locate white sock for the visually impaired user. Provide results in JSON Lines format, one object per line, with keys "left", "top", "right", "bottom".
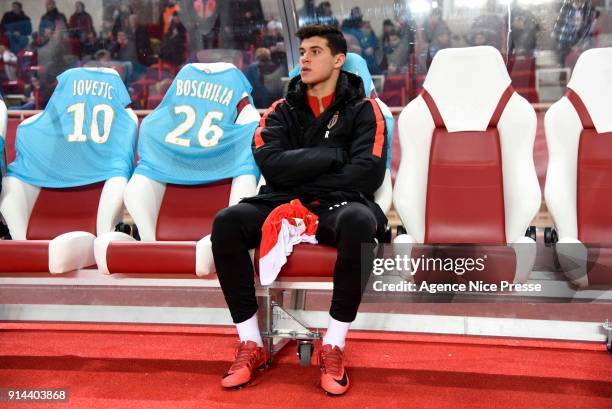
{"left": 323, "top": 315, "right": 351, "bottom": 350}
{"left": 235, "top": 313, "right": 263, "bottom": 347}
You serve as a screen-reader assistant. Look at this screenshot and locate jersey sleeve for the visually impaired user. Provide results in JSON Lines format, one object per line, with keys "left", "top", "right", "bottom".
{"left": 111, "top": 74, "right": 131, "bottom": 107}
{"left": 237, "top": 69, "right": 253, "bottom": 96}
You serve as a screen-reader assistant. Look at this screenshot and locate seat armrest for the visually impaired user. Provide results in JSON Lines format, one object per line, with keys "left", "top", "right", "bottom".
{"left": 511, "top": 236, "right": 536, "bottom": 284}
{"left": 195, "top": 234, "right": 215, "bottom": 277}
{"left": 393, "top": 233, "right": 417, "bottom": 282}
{"left": 49, "top": 231, "right": 97, "bottom": 274}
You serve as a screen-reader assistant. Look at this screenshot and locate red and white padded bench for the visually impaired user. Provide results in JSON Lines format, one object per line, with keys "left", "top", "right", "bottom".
{"left": 0, "top": 174, "right": 130, "bottom": 274}
{"left": 94, "top": 174, "right": 258, "bottom": 276}
{"left": 94, "top": 65, "right": 261, "bottom": 277}
{"left": 544, "top": 47, "right": 612, "bottom": 288}
{"left": 0, "top": 100, "right": 137, "bottom": 274}
{"left": 393, "top": 46, "right": 541, "bottom": 284}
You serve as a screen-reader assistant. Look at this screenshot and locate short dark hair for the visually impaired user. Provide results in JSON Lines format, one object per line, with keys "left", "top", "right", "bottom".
{"left": 296, "top": 24, "right": 347, "bottom": 56}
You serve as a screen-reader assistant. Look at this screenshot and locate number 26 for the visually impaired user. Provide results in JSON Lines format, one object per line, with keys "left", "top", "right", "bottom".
{"left": 164, "top": 106, "right": 224, "bottom": 148}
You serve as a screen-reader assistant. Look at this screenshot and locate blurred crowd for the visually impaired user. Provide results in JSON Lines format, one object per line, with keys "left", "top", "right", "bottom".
{"left": 0, "top": 0, "right": 603, "bottom": 110}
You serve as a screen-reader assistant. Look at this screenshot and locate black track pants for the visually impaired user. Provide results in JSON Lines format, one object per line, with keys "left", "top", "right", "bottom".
{"left": 211, "top": 201, "right": 377, "bottom": 323}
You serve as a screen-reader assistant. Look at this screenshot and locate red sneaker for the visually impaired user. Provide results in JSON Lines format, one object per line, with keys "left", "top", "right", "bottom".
{"left": 318, "top": 344, "right": 350, "bottom": 395}
{"left": 221, "top": 341, "right": 269, "bottom": 388}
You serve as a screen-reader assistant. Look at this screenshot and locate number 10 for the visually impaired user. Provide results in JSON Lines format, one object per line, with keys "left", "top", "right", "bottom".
{"left": 67, "top": 102, "right": 115, "bottom": 143}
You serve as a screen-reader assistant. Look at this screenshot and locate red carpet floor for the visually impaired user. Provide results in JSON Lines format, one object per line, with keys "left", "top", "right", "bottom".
{"left": 0, "top": 323, "right": 611, "bottom": 409}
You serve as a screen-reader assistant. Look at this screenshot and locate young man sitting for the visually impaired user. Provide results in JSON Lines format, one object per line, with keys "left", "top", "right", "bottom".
{"left": 211, "top": 24, "right": 387, "bottom": 395}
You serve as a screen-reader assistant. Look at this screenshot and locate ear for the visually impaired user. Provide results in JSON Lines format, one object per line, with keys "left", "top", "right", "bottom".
{"left": 334, "top": 53, "right": 346, "bottom": 70}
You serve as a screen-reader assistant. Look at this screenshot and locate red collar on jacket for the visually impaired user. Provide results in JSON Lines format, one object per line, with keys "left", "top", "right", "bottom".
{"left": 306, "top": 92, "right": 335, "bottom": 118}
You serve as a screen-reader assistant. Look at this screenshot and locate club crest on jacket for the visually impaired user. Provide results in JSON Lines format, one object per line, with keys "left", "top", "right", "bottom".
{"left": 327, "top": 111, "right": 339, "bottom": 129}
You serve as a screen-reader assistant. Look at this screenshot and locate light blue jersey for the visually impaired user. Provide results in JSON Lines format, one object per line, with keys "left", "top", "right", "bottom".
{"left": 290, "top": 53, "right": 394, "bottom": 168}
{"left": 8, "top": 67, "right": 137, "bottom": 187}
{"left": 136, "top": 63, "right": 259, "bottom": 184}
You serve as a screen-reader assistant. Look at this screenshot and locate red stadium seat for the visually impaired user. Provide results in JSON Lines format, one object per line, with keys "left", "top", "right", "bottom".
{"left": 394, "top": 46, "right": 541, "bottom": 284}
{"left": 544, "top": 48, "right": 612, "bottom": 288}
{"left": 0, "top": 71, "right": 138, "bottom": 274}
{"left": 94, "top": 63, "right": 261, "bottom": 277}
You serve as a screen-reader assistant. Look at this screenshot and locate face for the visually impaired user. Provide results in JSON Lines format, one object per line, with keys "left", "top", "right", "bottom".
{"left": 76, "top": 2, "right": 84, "bottom": 13}
{"left": 12, "top": 3, "right": 20, "bottom": 13}
{"left": 299, "top": 36, "right": 344, "bottom": 85}
{"left": 46, "top": 0, "right": 55, "bottom": 11}
{"left": 389, "top": 35, "right": 401, "bottom": 47}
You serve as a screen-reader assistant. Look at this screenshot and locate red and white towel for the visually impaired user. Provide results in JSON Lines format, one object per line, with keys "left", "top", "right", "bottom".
{"left": 259, "top": 199, "right": 319, "bottom": 285}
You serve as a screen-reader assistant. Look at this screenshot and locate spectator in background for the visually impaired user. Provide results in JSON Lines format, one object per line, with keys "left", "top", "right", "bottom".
{"left": 469, "top": 0, "right": 505, "bottom": 51}
{"left": 357, "top": 21, "right": 381, "bottom": 74}
{"left": 161, "top": 13, "right": 187, "bottom": 67}
{"left": 395, "top": 7, "right": 416, "bottom": 55}
{"left": 263, "top": 19, "right": 286, "bottom": 66}
{"left": 245, "top": 47, "right": 277, "bottom": 108}
{"left": 315, "top": 2, "right": 338, "bottom": 28}
{"left": 344, "top": 32, "right": 362, "bottom": 55}
{"left": 162, "top": 0, "right": 181, "bottom": 34}
{"left": 1, "top": 2, "right": 32, "bottom": 53}
{"left": 263, "top": 19, "right": 283, "bottom": 48}
{"left": 39, "top": 0, "right": 68, "bottom": 36}
{"left": 87, "top": 49, "right": 132, "bottom": 84}
{"left": 112, "top": 1, "right": 133, "bottom": 37}
{"left": 509, "top": 2, "right": 538, "bottom": 57}
{"left": 178, "top": 0, "right": 220, "bottom": 51}
{"left": 0, "top": 44, "right": 18, "bottom": 81}
{"left": 37, "top": 22, "right": 67, "bottom": 80}
{"left": 81, "top": 31, "right": 103, "bottom": 61}
{"left": 128, "top": 14, "right": 153, "bottom": 66}
{"left": 381, "top": 19, "right": 395, "bottom": 49}
{"left": 341, "top": 7, "right": 363, "bottom": 37}
{"left": 424, "top": 8, "right": 451, "bottom": 67}
{"left": 298, "top": 0, "right": 317, "bottom": 27}
{"left": 68, "top": 1, "right": 95, "bottom": 42}
{"left": 383, "top": 31, "right": 408, "bottom": 75}
{"left": 551, "top": 0, "right": 595, "bottom": 66}
{"left": 108, "top": 30, "right": 138, "bottom": 83}
{"left": 230, "top": 0, "right": 265, "bottom": 52}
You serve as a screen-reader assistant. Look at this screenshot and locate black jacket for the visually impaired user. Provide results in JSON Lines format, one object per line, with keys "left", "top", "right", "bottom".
{"left": 245, "top": 71, "right": 388, "bottom": 230}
